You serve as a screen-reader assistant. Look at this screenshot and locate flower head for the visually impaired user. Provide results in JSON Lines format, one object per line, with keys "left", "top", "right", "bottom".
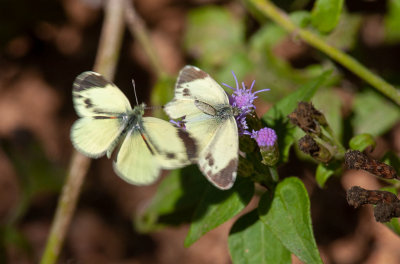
{"left": 222, "top": 72, "right": 270, "bottom": 113}
{"left": 251, "top": 127, "right": 279, "bottom": 166}
{"left": 251, "top": 127, "right": 277, "bottom": 148}
{"left": 222, "top": 71, "right": 270, "bottom": 135}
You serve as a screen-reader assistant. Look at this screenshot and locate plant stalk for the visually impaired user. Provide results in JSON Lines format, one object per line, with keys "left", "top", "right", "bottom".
{"left": 40, "top": 0, "right": 125, "bottom": 263}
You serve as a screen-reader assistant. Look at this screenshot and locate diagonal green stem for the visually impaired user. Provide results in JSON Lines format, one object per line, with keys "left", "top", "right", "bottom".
{"left": 245, "top": 0, "right": 400, "bottom": 106}
{"left": 40, "top": 0, "right": 126, "bottom": 263}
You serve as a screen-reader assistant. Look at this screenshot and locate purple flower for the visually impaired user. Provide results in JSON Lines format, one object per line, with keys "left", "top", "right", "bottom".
{"left": 251, "top": 127, "right": 279, "bottom": 166}
{"left": 170, "top": 119, "right": 186, "bottom": 130}
{"left": 222, "top": 72, "right": 270, "bottom": 113}
{"left": 251, "top": 128, "right": 277, "bottom": 148}
{"left": 222, "top": 71, "right": 270, "bottom": 135}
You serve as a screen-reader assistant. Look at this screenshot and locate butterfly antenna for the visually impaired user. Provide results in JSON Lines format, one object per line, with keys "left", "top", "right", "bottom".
{"left": 144, "top": 105, "right": 162, "bottom": 110}
{"left": 132, "top": 79, "right": 139, "bottom": 106}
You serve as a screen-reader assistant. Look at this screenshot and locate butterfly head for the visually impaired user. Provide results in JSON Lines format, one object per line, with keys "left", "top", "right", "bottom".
{"left": 132, "top": 102, "right": 146, "bottom": 116}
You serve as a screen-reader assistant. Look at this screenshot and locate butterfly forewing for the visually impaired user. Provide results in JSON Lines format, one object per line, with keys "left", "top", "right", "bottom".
{"left": 164, "top": 66, "right": 229, "bottom": 119}
{"left": 73, "top": 71, "right": 132, "bottom": 117}
{"left": 71, "top": 117, "right": 125, "bottom": 158}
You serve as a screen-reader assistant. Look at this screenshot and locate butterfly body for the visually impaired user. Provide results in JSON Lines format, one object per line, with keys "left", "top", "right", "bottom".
{"left": 71, "top": 71, "right": 197, "bottom": 185}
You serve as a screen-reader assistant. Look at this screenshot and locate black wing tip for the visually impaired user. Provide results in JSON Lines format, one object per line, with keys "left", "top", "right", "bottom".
{"left": 73, "top": 71, "right": 109, "bottom": 92}
{"left": 177, "top": 65, "right": 209, "bottom": 87}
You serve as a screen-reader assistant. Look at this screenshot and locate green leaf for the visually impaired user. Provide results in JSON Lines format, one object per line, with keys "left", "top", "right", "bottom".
{"left": 311, "top": 0, "right": 344, "bottom": 33}
{"left": 324, "top": 12, "right": 362, "bottom": 50}
{"left": 150, "top": 75, "right": 175, "bottom": 118}
{"left": 262, "top": 71, "right": 332, "bottom": 162}
{"left": 316, "top": 163, "right": 334, "bottom": 188}
{"left": 385, "top": 217, "right": 400, "bottom": 236}
{"left": 184, "top": 6, "right": 244, "bottom": 68}
{"left": 352, "top": 90, "right": 400, "bottom": 136}
{"left": 184, "top": 177, "right": 254, "bottom": 247}
{"left": 1, "top": 132, "right": 64, "bottom": 224}
{"left": 384, "top": 0, "right": 400, "bottom": 43}
{"left": 313, "top": 88, "right": 343, "bottom": 140}
{"left": 135, "top": 166, "right": 208, "bottom": 232}
{"left": 290, "top": 11, "right": 311, "bottom": 28}
{"left": 229, "top": 210, "right": 291, "bottom": 264}
{"left": 349, "top": 133, "right": 376, "bottom": 152}
{"left": 258, "top": 177, "right": 323, "bottom": 264}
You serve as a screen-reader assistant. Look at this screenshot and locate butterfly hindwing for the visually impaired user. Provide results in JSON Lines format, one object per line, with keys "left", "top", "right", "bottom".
{"left": 73, "top": 71, "right": 132, "bottom": 117}
{"left": 142, "top": 117, "right": 197, "bottom": 168}
{"left": 113, "top": 129, "right": 161, "bottom": 185}
{"left": 197, "top": 117, "right": 238, "bottom": 189}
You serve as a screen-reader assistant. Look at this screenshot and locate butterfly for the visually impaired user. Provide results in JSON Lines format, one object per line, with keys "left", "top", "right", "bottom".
{"left": 164, "top": 66, "right": 240, "bottom": 190}
{"left": 70, "top": 71, "right": 197, "bottom": 185}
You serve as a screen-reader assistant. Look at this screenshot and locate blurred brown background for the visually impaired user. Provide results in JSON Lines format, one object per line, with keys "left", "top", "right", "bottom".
{"left": 1, "top": 0, "right": 400, "bottom": 263}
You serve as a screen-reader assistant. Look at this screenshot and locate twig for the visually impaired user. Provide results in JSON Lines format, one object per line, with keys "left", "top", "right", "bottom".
{"left": 40, "top": 0, "right": 126, "bottom": 263}
{"left": 245, "top": 0, "right": 400, "bottom": 106}
{"left": 124, "top": 0, "right": 166, "bottom": 78}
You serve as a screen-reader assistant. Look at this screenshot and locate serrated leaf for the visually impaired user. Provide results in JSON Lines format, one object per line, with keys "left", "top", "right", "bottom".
{"left": 184, "top": 177, "right": 254, "bottom": 247}
{"left": 262, "top": 71, "right": 332, "bottom": 162}
{"left": 135, "top": 166, "right": 208, "bottom": 232}
{"left": 349, "top": 133, "right": 376, "bottom": 152}
{"left": 258, "top": 177, "right": 323, "bottom": 264}
{"left": 229, "top": 210, "right": 291, "bottom": 264}
{"left": 311, "top": 0, "right": 344, "bottom": 33}
{"left": 352, "top": 90, "right": 400, "bottom": 136}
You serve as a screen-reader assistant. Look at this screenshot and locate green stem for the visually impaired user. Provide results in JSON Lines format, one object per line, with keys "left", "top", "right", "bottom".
{"left": 268, "top": 166, "right": 279, "bottom": 182}
{"left": 245, "top": 0, "right": 400, "bottom": 106}
{"left": 40, "top": 1, "right": 126, "bottom": 263}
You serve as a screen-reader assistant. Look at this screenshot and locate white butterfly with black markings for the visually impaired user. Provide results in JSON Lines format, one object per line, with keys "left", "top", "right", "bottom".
{"left": 70, "top": 71, "right": 197, "bottom": 185}
{"left": 164, "top": 66, "right": 240, "bottom": 190}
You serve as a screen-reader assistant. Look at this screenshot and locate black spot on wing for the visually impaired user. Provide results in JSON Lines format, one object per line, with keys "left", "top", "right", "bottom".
{"left": 84, "top": 98, "right": 93, "bottom": 108}
{"left": 205, "top": 153, "right": 214, "bottom": 166}
{"left": 205, "top": 158, "right": 237, "bottom": 190}
{"left": 177, "top": 129, "right": 197, "bottom": 161}
{"left": 166, "top": 153, "right": 176, "bottom": 159}
{"left": 183, "top": 88, "right": 191, "bottom": 96}
{"left": 74, "top": 72, "right": 110, "bottom": 92}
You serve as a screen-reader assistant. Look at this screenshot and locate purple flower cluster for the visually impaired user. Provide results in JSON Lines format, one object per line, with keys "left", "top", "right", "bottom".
{"left": 222, "top": 71, "right": 270, "bottom": 135}
{"left": 250, "top": 127, "right": 277, "bottom": 148}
